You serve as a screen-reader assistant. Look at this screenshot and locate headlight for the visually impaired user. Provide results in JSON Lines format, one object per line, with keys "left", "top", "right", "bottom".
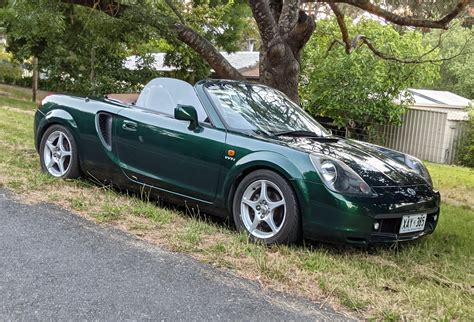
{"left": 310, "top": 154, "right": 377, "bottom": 197}
{"left": 404, "top": 155, "right": 433, "bottom": 187}
{"left": 320, "top": 161, "right": 337, "bottom": 183}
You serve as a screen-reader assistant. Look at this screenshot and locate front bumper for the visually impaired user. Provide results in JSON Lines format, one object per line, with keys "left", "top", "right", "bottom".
{"left": 295, "top": 179, "right": 441, "bottom": 245}
{"left": 367, "top": 208, "right": 439, "bottom": 244}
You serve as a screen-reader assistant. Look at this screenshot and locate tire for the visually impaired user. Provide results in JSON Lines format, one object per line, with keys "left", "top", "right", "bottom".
{"left": 39, "top": 124, "right": 81, "bottom": 179}
{"left": 232, "top": 169, "right": 301, "bottom": 244}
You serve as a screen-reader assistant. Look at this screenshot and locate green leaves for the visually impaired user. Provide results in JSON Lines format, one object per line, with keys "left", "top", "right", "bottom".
{"left": 2, "top": 0, "right": 252, "bottom": 92}
{"left": 0, "top": 51, "right": 22, "bottom": 83}
{"left": 422, "top": 21, "right": 474, "bottom": 99}
{"left": 2, "top": 0, "right": 161, "bottom": 94}
{"left": 300, "top": 18, "right": 440, "bottom": 131}
{"left": 456, "top": 108, "right": 474, "bottom": 167}
{"left": 154, "top": 0, "right": 251, "bottom": 81}
{"left": 1, "top": 0, "right": 65, "bottom": 57}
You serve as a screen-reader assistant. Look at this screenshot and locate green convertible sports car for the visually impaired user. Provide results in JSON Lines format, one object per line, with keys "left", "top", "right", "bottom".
{"left": 34, "top": 77, "right": 440, "bottom": 245}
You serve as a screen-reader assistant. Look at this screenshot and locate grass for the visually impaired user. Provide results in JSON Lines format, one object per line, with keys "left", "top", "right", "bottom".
{"left": 0, "top": 84, "right": 473, "bottom": 320}
{"left": 427, "top": 162, "right": 474, "bottom": 208}
{"left": 0, "top": 83, "right": 48, "bottom": 102}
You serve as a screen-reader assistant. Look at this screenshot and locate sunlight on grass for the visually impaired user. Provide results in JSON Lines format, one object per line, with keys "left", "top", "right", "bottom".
{"left": 427, "top": 162, "right": 474, "bottom": 208}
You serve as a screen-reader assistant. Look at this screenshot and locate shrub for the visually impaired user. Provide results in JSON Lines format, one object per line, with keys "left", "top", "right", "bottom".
{"left": 0, "top": 51, "right": 22, "bottom": 83}
{"left": 456, "top": 108, "right": 474, "bottom": 168}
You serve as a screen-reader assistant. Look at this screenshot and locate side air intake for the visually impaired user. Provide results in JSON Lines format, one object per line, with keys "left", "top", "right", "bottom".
{"left": 96, "top": 112, "right": 113, "bottom": 151}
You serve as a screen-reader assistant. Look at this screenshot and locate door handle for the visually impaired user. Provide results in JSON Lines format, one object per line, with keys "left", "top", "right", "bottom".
{"left": 122, "top": 120, "right": 138, "bottom": 131}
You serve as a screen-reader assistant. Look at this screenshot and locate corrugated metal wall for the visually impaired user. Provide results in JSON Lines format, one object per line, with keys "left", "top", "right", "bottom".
{"left": 444, "top": 120, "right": 467, "bottom": 164}
{"left": 376, "top": 108, "right": 462, "bottom": 164}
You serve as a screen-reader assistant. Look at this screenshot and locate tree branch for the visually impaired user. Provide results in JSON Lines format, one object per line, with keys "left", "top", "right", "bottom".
{"left": 287, "top": 10, "right": 316, "bottom": 54}
{"left": 60, "top": 0, "right": 127, "bottom": 16}
{"left": 59, "top": 0, "right": 243, "bottom": 80}
{"left": 269, "top": 0, "right": 283, "bottom": 23}
{"left": 248, "top": 0, "right": 281, "bottom": 46}
{"left": 328, "top": 1, "right": 351, "bottom": 54}
{"left": 327, "top": 33, "right": 473, "bottom": 64}
{"left": 163, "top": 0, "right": 186, "bottom": 25}
{"left": 278, "top": 0, "right": 300, "bottom": 35}
{"left": 358, "top": 36, "right": 472, "bottom": 64}
{"left": 175, "top": 24, "right": 245, "bottom": 80}
{"left": 308, "top": 0, "right": 471, "bottom": 29}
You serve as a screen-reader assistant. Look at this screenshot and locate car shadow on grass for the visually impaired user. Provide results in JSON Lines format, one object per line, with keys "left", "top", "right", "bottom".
{"left": 75, "top": 176, "right": 429, "bottom": 256}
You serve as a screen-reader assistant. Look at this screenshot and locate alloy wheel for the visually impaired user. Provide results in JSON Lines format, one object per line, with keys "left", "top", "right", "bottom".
{"left": 43, "top": 131, "right": 72, "bottom": 177}
{"left": 240, "top": 179, "right": 287, "bottom": 239}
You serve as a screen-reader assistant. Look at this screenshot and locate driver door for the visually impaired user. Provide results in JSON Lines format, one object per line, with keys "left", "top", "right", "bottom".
{"left": 114, "top": 78, "right": 226, "bottom": 203}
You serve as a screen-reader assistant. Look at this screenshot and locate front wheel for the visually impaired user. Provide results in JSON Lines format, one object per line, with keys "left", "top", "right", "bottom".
{"left": 39, "top": 125, "right": 81, "bottom": 179}
{"left": 232, "top": 170, "right": 301, "bottom": 244}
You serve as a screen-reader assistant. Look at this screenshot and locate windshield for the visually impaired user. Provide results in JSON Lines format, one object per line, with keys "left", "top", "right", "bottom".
{"left": 204, "top": 82, "right": 329, "bottom": 136}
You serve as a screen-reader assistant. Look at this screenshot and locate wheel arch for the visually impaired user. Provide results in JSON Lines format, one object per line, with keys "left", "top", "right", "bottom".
{"left": 36, "top": 109, "right": 85, "bottom": 176}
{"left": 36, "top": 109, "right": 80, "bottom": 152}
{"left": 224, "top": 152, "right": 305, "bottom": 214}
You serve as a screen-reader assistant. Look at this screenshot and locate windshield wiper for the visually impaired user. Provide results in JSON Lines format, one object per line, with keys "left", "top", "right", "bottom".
{"left": 273, "top": 130, "right": 322, "bottom": 137}
{"left": 252, "top": 129, "right": 273, "bottom": 137}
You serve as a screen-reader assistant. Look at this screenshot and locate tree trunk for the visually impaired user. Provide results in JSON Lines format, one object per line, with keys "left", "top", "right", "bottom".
{"left": 32, "top": 56, "right": 38, "bottom": 103}
{"left": 248, "top": 1, "right": 315, "bottom": 103}
{"left": 260, "top": 44, "right": 301, "bottom": 103}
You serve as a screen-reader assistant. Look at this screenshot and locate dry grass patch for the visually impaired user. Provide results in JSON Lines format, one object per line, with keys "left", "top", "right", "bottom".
{"left": 0, "top": 83, "right": 48, "bottom": 103}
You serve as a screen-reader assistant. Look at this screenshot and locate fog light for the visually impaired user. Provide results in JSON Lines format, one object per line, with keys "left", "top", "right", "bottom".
{"left": 373, "top": 222, "right": 380, "bottom": 230}
{"left": 433, "top": 215, "right": 438, "bottom": 221}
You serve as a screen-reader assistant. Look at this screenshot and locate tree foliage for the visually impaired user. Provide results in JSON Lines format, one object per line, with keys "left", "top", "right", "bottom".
{"left": 0, "top": 50, "right": 22, "bottom": 83}
{"left": 153, "top": 0, "right": 251, "bottom": 82}
{"left": 0, "top": 0, "right": 161, "bottom": 94}
{"left": 423, "top": 22, "right": 474, "bottom": 99}
{"left": 381, "top": 0, "right": 471, "bottom": 20}
{"left": 456, "top": 108, "right": 474, "bottom": 167}
{"left": 300, "top": 18, "right": 440, "bottom": 131}
{"left": 0, "top": 0, "right": 252, "bottom": 93}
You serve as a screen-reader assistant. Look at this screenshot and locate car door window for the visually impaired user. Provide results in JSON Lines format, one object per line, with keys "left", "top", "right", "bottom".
{"left": 136, "top": 77, "right": 209, "bottom": 122}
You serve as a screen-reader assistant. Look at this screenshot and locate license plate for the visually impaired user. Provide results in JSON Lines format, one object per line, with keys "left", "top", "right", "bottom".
{"left": 399, "top": 214, "right": 427, "bottom": 234}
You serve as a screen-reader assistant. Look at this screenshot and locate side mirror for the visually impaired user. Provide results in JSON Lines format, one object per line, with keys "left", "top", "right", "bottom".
{"left": 174, "top": 104, "right": 200, "bottom": 130}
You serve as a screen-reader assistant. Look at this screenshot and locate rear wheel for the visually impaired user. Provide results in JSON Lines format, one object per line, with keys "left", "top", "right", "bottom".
{"left": 232, "top": 170, "right": 301, "bottom": 244}
{"left": 39, "top": 125, "right": 80, "bottom": 179}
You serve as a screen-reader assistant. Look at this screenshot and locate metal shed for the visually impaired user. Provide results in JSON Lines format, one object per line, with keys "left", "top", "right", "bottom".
{"left": 378, "top": 89, "right": 471, "bottom": 164}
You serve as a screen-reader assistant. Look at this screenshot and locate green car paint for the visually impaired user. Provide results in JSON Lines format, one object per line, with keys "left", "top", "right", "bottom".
{"left": 34, "top": 78, "right": 440, "bottom": 245}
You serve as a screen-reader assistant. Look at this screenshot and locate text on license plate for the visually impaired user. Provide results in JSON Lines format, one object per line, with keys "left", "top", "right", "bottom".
{"left": 399, "top": 214, "right": 427, "bottom": 234}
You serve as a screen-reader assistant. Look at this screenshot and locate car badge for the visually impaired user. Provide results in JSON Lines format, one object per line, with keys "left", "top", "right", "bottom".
{"left": 407, "top": 188, "right": 416, "bottom": 196}
{"left": 225, "top": 149, "right": 236, "bottom": 162}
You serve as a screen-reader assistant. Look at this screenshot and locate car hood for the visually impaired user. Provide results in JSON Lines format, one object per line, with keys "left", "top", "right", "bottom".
{"left": 275, "top": 136, "right": 427, "bottom": 187}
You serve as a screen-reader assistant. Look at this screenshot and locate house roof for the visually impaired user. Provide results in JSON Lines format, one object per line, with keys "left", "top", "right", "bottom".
{"left": 407, "top": 88, "right": 472, "bottom": 108}
{"left": 404, "top": 88, "right": 471, "bottom": 121}
{"left": 124, "top": 51, "right": 260, "bottom": 74}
